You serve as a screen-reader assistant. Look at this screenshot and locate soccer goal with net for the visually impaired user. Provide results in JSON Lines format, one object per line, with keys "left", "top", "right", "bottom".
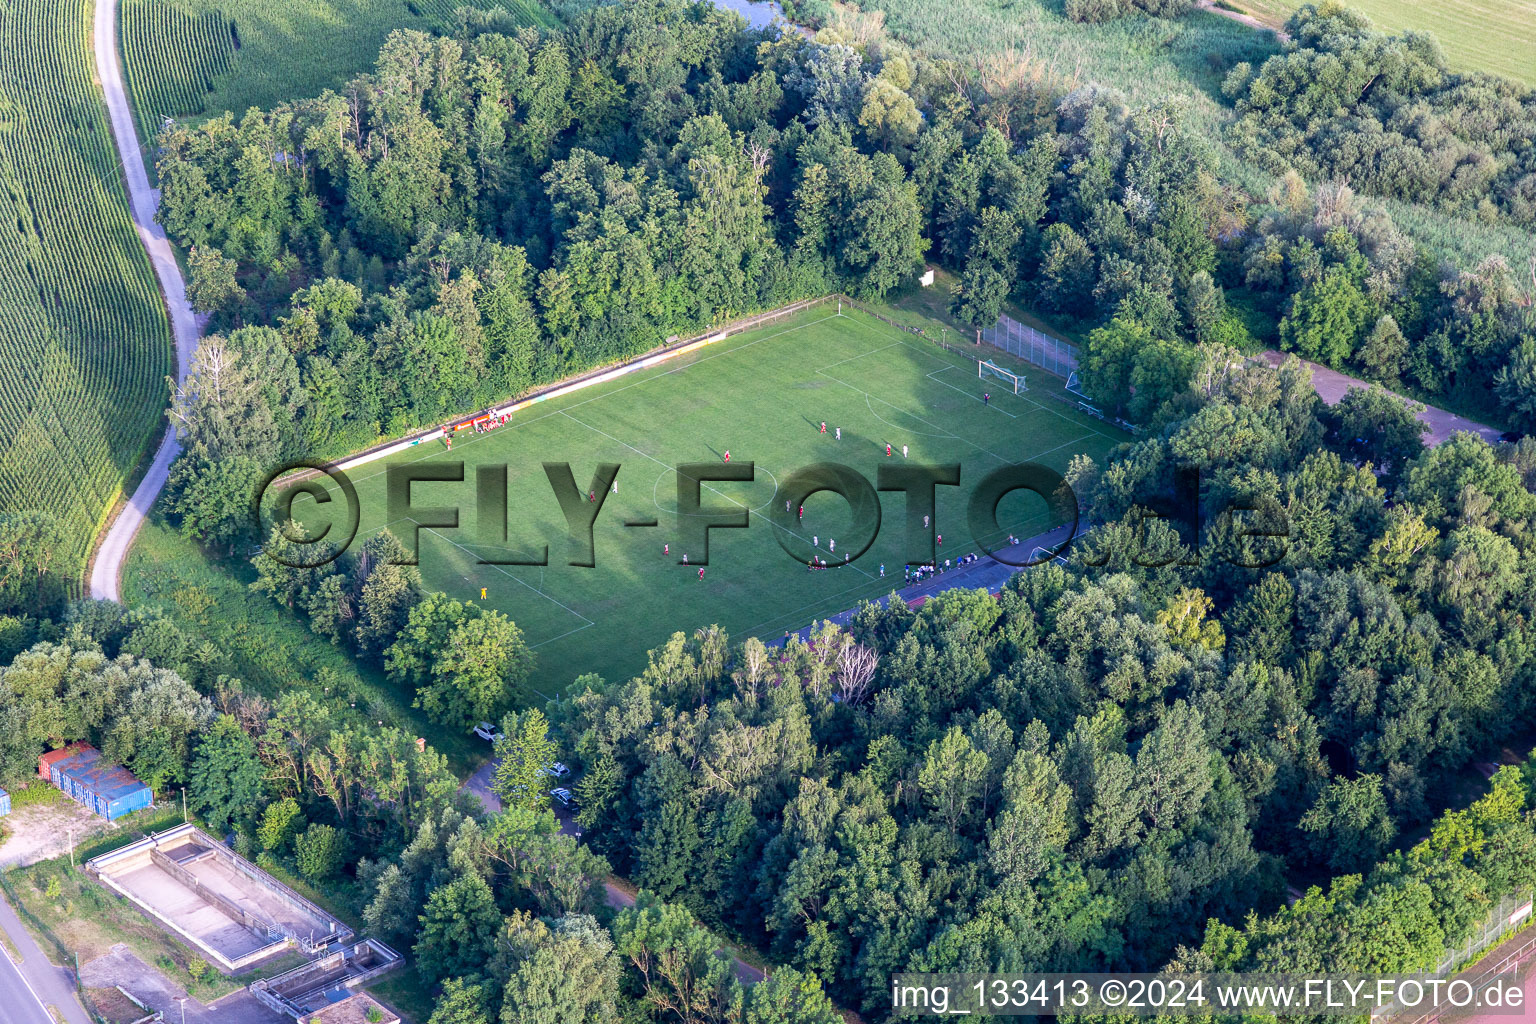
{"left": 1030, "top": 546, "right": 1069, "bottom": 566}
{"left": 979, "top": 359, "right": 1026, "bottom": 394}
{"left": 1064, "top": 371, "right": 1106, "bottom": 416}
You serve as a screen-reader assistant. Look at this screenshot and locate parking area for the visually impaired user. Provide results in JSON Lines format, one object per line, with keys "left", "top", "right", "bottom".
{"left": 80, "top": 944, "right": 289, "bottom": 1024}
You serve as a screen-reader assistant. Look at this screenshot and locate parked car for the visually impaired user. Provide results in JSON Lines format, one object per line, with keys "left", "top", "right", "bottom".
{"left": 550, "top": 788, "right": 575, "bottom": 807}
{"left": 473, "top": 722, "right": 503, "bottom": 743}
{"left": 539, "top": 761, "right": 570, "bottom": 779}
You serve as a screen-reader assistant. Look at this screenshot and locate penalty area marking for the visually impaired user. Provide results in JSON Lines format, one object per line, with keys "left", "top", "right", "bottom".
{"left": 926, "top": 365, "right": 1018, "bottom": 418}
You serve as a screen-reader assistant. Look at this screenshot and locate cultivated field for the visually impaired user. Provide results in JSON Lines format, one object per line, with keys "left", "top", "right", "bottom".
{"left": 120, "top": 0, "right": 558, "bottom": 145}
{"left": 1231, "top": 0, "right": 1536, "bottom": 83}
{"left": 294, "top": 305, "right": 1124, "bottom": 694}
{"left": 0, "top": 0, "right": 173, "bottom": 588}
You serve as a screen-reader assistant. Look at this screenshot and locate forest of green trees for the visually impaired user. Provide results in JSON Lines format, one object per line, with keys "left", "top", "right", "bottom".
{"left": 9, "top": 353, "right": 1536, "bottom": 1019}
{"left": 0, "top": 608, "right": 845, "bottom": 1022}
{"left": 135, "top": 0, "right": 1533, "bottom": 557}
{"left": 1225, "top": 3, "right": 1536, "bottom": 229}
{"left": 524, "top": 349, "right": 1536, "bottom": 1015}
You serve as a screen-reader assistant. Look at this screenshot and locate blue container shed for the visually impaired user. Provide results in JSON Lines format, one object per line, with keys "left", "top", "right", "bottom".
{"left": 50, "top": 747, "right": 101, "bottom": 792}
{"left": 59, "top": 759, "right": 151, "bottom": 821}
{"left": 0, "top": 787, "right": 10, "bottom": 817}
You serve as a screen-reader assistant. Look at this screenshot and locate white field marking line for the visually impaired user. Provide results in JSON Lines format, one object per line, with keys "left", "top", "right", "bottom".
{"left": 811, "top": 333, "right": 962, "bottom": 438}
{"left": 307, "top": 308, "right": 942, "bottom": 587}
{"left": 334, "top": 307, "right": 1047, "bottom": 591}
{"left": 815, "top": 365, "right": 1011, "bottom": 463}
{"left": 850, "top": 388, "right": 954, "bottom": 437}
{"left": 354, "top": 514, "right": 581, "bottom": 617}
{"left": 836, "top": 311, "right": 1119, "bottom": 443}
{"left": 559, "top": 408, "right": 878, "bottom": 581}
{"left": 0, "top": 938, "right": 54, "bottom": 1024}
{"left": 724, "top": 318, "right": 1098, "bottom": 631}
{"left": 558, "top": 312, "right": 846, "bottom": 417}
{"left": 928, "top": 365, "right": 1019, "bottom": 419}
{"left": 339, "top": 420, "right": 501, "bottom": 490}
{"left": 421, "top": 527, "right": 595, "bottom": 624}
{"left": 816, "top": 321, "right": 1102, "bottom": 473}
{"left": 338, "top": 312, "right": 845, "bottom": 491}
{"left": 344, "top": 514, "right": 421, "bottom": 539}
{"left": 362, "top": 513, "right": 594, "bottom": 627}
{"left": 1031, "top": 433, "right": 1101, "bottom": 461}
{"left": 530, "top": 621, "right": 597, "bottom": 649}
{"left": 649, "top": 464, "right": 783, "bottom": 517}
{"left": 359, "top": 311, "right": 844, "bottom": 480}
{"left": 332, "top": 309, "right": 1055, "bottom": 645}
{"left": 814, "top": 322, "right": 1016, "bottom": 458}
{"left": 737, "top": 570, "right": 902, "bottom": 638}
{"left": 817, "top": 340, "right": 905, "bottom": 372}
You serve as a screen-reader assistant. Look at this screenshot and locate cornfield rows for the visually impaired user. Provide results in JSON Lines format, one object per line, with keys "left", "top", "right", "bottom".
{"left": 121, "top": 0, "right": 236, "bottom": 147}
{"left": 119, "top": 0, "right": 558, "bottom": 145}
{"left": 407, "top": 0, "right": 557, "bottom": 27}
{"left": 0, "top": 0, "right": 173, "bottom": 589}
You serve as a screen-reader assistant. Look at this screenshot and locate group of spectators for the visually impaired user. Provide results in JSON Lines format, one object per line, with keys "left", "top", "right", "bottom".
{"left": 903, "top": 550, "right": 987, "bottom": 585}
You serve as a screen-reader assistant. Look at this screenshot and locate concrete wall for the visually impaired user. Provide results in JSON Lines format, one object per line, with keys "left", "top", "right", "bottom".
{"left": 249, "top": 939, "right": 403, "bottom": 1018}
{"left": 87, "top": 823, "right": 347, "bottom": 972}
{"left": 149, "top": 848, "right": 284, "bottom": 945}
{"left": 88, "top": 858, "right": 289, "bottom": 973}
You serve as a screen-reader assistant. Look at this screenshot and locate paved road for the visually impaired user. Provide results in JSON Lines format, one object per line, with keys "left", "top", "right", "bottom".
{"left": 0, "top": 890, "right": 92, "bottom": 1024}
{"left": 88, "top": 0, "right": 202, "bottom": 603}
{"left": 769, "top": 520, "right": 1081, "bottom": 646}
{"left": 462, "top": 759, "right": 502, "bottom": 815}
{"left": 0, "top": 941, "right": 56, "bottom": 1024}
{"left": 1262, "top": 351, "right": 1503, "bottom": 448}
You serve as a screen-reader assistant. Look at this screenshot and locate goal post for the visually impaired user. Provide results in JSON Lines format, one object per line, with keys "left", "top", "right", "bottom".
{"left": 979, "top": 359, "right": 1025, "bottom": 394}
{"left": 1030, "top": 546, "right": 1068, "bottom": 566}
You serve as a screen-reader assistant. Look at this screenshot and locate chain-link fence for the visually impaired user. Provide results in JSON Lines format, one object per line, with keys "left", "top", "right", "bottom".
{"left": 978, "top": 314, "right": 1077, "bottom": 379}
{"left": 1378, "top": 888, "right": 1534, "bottom": 1020}
{"left": 1439, "top": 889, "right": 1533, "bottom": 977}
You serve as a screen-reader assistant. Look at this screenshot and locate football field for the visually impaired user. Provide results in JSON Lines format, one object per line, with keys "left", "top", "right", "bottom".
{"left": 314, "top": 305, "right": 1125, "bottom": 695}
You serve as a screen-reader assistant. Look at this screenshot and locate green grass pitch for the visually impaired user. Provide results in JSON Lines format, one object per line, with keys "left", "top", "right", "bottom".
{"left": 302, "top": 305, "right": 1126, "bottom": 697}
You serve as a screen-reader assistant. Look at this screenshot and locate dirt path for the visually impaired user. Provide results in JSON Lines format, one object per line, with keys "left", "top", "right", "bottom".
{"left": 596, "top": 879, "right": 767, "bottom": 985}
{"left": 88, "top": 0, "right": 203, "bottom": 603}
{"left": 1262, "top": 350, "right": 1504, "bottom": 447}
{"left": 1194, "top": 0, "right": 1289, "bottom": 40}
